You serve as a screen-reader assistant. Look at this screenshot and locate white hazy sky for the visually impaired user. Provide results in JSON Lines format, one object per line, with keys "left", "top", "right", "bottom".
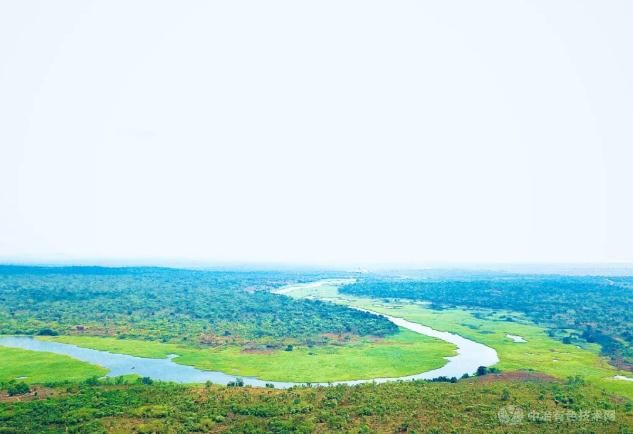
{"left": 1, "top": 1, "right": 633, "bottom": 266}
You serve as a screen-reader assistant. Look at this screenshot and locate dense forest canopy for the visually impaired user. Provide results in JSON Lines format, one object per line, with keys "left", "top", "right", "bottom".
{"left": 0, "top": 266, "right": 396, "bottom": 346}
{"left": 340, "top": 274, "right": 633, "bottom": 367}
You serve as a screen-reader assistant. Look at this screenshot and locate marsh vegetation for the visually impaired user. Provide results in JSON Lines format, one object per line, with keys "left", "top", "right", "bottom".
{"left": 1, "top": 266, "right": 632, "bottom": 432}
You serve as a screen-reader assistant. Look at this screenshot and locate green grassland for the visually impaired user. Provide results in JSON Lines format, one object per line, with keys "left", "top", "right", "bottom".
{"left": 0, "top": 346, "right": 107, "bottom": 383}
{"left": 282, "top": 281, "right": 633, "bottom": 400}
{"left": 1, "top": 275, "right": 632, "bottom": 433}
{"left": 39, "top": 330, "right": 456, "bottom": 383}
{"left": 340, "top": 275, "right": 633, "bottom": 366}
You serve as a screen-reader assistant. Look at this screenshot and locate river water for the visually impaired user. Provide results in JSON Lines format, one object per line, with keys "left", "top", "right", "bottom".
{"left": 0, "top": 280, "right": 498, "bottom": 387}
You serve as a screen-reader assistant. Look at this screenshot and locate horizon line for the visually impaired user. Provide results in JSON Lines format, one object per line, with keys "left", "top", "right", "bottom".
{"left": 1, "top": 258, "right": 632, "bottom": 274}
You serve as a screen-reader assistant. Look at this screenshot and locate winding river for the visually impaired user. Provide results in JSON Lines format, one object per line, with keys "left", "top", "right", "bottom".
{"left": 0, "top": 280, "right": 498, "bottom": 387}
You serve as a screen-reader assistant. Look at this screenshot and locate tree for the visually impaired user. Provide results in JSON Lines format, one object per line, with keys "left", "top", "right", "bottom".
{"left": 137, "top": 377, "right": 153, "bottom": 385}
{"left": 7, "top": 382, "right": 30, "bottom": 396}
{"left": 84, "top": 376, "right": 100, "bottom": 386}
{"left": 36, "top": 328, "right": 58, "bottom": 336}
{"left": 228, "top": 377, "right": 244, "bottom": 387}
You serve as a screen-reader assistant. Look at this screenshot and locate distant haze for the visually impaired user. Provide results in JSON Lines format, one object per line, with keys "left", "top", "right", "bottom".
{"left": 1, "top": 1, "right": 633, "bottom": 266}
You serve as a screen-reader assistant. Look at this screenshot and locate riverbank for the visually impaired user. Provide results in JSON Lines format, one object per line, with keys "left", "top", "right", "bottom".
{"left": 0, "top": 279, "right": 502, "bottom": 385}
{"left": 276, "top": 279, "right": 633, "bottom": 400}
{"left": 9, "top": 327, "right": 453, "bottom": 384}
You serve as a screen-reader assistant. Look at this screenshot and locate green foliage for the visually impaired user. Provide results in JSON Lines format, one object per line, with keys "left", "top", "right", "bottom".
{"left": 35, "top": 328, "right": 58, "bottom": 336}
{"left": 566, "top": 375, "right": 586, "bottom": 387}
{"left": 28, "top": 328, "right": 454, "bottom": 383}
{"left": 6, "top": 382, "right": 30, "bottom": 396}
{"left": 227, "top": 377, "right": 244, "bottom": 387}
{"left": 82, "top": 376, "right": 100, "bottom": 386}
{"left": 274, "top": 277, "right": 633, "bottom": 400}
{"left": 137, "top": 377, "right": 154, "bottom": 385}
{"left": 340, "top": 274, "right": 633, "bottom": 366}
{"left": 501, "top": 388, "right": 511, "bottom": 401}
{"left": 0, "top": 380, "right": 631, "bottom": 433}
{"left": 0, "top": 266, "right": 396, "bottom": 346}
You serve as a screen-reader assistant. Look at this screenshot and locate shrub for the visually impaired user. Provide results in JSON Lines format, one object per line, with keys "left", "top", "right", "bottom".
{"left": 137, "top": 377, "right": 154, "bottom": 385}
{"left": 36, "top": 328, "right": 58, "bottom": 336}
{"left": 7, "top": 382, "right": 30, "bottom": 396}
{"left": 228, "top": 378, "right": 244, "bottom": 387}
